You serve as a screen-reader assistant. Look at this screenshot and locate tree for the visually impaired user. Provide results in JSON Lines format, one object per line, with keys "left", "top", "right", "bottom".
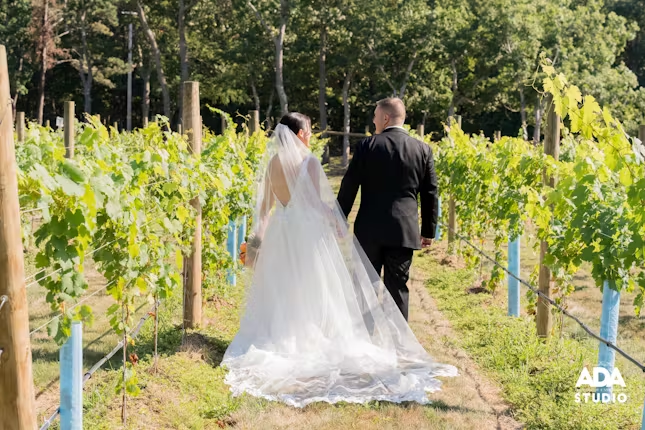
{"left": 31, "top": 0, "right": 67, "bottom": 124}
{"left": 63, "top": 0, "right": 124, "bottom": 114}
{"left": 247, "top": 0, "right": 290, "bottom": 116}
{"left": 0, "top": 0, "right": 35, "bottom": 118}
{"left": 137, "top": 0, "right": 171, "bottom": 119}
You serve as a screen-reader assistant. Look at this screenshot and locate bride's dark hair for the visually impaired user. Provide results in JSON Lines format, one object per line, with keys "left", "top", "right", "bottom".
{"left": 279, "top": 112, "right": 311, "bottom": 136}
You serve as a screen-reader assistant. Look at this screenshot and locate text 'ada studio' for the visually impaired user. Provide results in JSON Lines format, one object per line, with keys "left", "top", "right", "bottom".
{"left": 575, "top": 367, "right": 628, "bottom": 404}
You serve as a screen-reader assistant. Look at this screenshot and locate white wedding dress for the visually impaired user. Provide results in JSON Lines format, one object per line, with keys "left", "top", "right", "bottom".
{"left": 222, "top": 124, "right": 457, "bottom": 407}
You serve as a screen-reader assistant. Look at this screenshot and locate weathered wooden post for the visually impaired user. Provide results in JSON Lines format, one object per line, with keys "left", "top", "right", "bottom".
{"left": 16, "top": 112, "right": 25, "bottom": 143}
{"left": 416, "top": 124, "right": 424, "bottom": 138}
{"left": 537, "top": 94, "right": 560, "bottom": 338}
{"left": 249, "top": 110, "right": 260, "bottom": 134}
{"left": 182, "top": 82, "right": 202, "bottom": 329}
{"left": 0, "top": 44, "right": 37, "bottom": 430}
{"left": 221, "top": 115, "right": 227, "bottom": 135}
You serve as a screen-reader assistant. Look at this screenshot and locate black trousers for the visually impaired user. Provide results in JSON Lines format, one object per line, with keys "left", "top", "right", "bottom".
{"left": 362, "top": 243, "right": 414, "bottom": 321}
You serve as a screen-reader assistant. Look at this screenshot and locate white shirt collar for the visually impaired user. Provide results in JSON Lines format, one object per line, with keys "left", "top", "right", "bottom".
{"left": 384, "top": 125, "right": 407, "bottom": 131}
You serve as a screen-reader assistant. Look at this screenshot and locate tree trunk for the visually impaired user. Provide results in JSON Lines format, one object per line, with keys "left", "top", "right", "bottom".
{"left": 448, "top": 59, "right": 458, "bottom": 123}
{"left": 520, "top": 86, "right": 528, "bottom": 141}
{"left": 12, "top": 58, "right": 23, "bottom": 120}
{"left": 533, "top": 94, "right": 542, "bottom": 145}
{"left": 318, "top": 24, "right": 328, "bottom": 132}
{"left": 341, "top": 70, "right": 352, "bottom": 168}
{"left": 37, "top": 0, "right": 49, "bottom": 125}
{"left": 265, "top": 87, "right": 274, "bottom": 130}
{"left": 137, "top": 1, "right": 171, "bottom": 119}
{"left": 142, "top": 66, "right": 151, "bottom": 125}
{"left": 250, "top": 78, "right": 260, "bottom": 112}
{"left": 178, "top": 0, "right": 189, "bottom": 123}
{"left": 274, "top": 35, "right": 287, "bottom": 116}
{"left": 274, "top": 0, "right": 289, "bottom": 116}
{"left": 319, "top": 23, "right": 329, "bottom": 164}
{"left": 80, "top": 12, "right": 92, "bottom": 114}
{"left": 398, "top": 56, "right": 417, "bottom": 99}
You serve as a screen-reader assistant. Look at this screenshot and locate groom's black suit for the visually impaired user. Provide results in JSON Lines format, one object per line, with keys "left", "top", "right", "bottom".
{"left": 337, "top": 127, "right": 438, "bottom": 321}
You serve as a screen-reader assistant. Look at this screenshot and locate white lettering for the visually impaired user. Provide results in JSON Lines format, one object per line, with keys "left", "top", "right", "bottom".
{"left": 576, "top": 367, "right": 626, "bottom": 388}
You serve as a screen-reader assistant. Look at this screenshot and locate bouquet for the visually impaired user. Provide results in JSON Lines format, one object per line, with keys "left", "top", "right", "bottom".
{"left": 240, "top": 233, "right": 262, "bottom": 267}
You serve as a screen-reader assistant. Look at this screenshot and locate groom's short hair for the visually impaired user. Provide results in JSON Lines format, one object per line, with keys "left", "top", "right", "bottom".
{"left": 376, "top": 98, "right": 406, "bottom": 122}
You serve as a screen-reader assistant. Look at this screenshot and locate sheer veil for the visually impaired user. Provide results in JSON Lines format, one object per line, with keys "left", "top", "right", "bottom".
{"left": 222, "top": 123, "right": 458, "bottom": 407}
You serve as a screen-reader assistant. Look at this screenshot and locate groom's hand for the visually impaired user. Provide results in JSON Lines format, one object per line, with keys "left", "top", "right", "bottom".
{"left": 421, "top": 237, "right": 433, "bottom": 248}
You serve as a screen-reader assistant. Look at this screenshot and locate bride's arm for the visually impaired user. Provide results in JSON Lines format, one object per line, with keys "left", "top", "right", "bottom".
{"left": 255, "top": 162, "right": 275, "bottom": 240}
{"left": 305, "top": 157, "right": 347, "bottom": 236}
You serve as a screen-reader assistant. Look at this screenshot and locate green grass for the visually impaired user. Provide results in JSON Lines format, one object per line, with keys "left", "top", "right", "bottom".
{"left": 416, "top": 250, "right": 644, "bottom": 430}
{"left": 79, "top": 278, "right": 245, "bottom": 430}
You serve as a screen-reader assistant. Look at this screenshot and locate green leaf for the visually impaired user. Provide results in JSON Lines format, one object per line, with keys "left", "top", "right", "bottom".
{"left": 56, "top": 175, "right": 85, "bottom": 197}
{"left": 60, "top": 159, "right": 86, "bottom": 183}
{"left": 619, "top": 168, "right": 632, "bottom": 187}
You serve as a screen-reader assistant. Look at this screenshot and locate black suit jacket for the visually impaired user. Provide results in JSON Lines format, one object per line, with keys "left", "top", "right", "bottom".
{"left": 337, "top": 127, "right": 438, "bottom": 250}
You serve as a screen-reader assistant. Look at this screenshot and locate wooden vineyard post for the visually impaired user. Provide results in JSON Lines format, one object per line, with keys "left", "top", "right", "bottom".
{"left": 0, "top": 44, "right": 37, "bottom": 430}
{"left": 65, "top": 102, "right": 75, "bottom": 159}
{"left": 249, "top": 110, "right": 260, "bottom": 134}
{"left": 16, "top": 112, "right": 25, "bottom": 143}
{"left": 416, "top": 124, "right": 424, "bottom": 138}
{"left": 182, "top": 82, "right": 202, "bottom": 329}
{"left": 639, "top": 124, "right": 645, "bottom": 143}
{"left": 537, "top": 94, "right": 560, "bottom": 338}
{"left": 221, "top": 115, "right": 227, "bottom": 135}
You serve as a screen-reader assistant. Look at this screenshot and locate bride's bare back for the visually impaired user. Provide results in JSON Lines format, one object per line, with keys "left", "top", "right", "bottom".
{"left": 267, "top": 156, "right": 291, "bottom": 207}
{"left": 264, "top": 154, "right": 320, "bottom": 210}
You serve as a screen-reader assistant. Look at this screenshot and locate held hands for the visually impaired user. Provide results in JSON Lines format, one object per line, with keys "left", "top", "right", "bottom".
{"left": 421, "top": 236, "right": 433, "bottom": 248}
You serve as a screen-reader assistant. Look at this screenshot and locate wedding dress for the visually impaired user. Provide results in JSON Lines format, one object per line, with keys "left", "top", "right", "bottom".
{"left": 221, "top": 124, "right": 458, "bottom": 407}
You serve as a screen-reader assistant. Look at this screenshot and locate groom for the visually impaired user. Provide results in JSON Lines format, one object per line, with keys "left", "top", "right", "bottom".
{"left": 337, "top": 97, "right": 438, "bottom": 321}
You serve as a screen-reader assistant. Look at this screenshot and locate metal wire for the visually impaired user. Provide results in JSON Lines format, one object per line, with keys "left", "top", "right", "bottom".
{"left": 25, "top": 237, "right": 121, "bottom": 288}
{"left": 440, "top": 221, "right": 645, "bottom": 373}
{"left": 20, "top": 207, "right": 43, "bottom": 215}
{"left": 29, "top": 281, "right": 115, "bottom": 336}
{"left": 39, "top": 408, "right": 59, "bottom": 430}
{"left": 25, "top": 217, "right": 158, "bottom": 288}
{"left": 83, "top": 300, "right": 158, "bottom": 383}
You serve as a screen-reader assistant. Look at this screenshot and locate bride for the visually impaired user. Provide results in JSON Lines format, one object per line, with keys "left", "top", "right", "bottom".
{"left": 222, "top": 113, "right": 458, "bottom": 407}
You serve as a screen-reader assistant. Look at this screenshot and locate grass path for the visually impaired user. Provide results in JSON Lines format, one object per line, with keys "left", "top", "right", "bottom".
{"left": 78, "top": 243, "right": 522, "bottom": 430}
